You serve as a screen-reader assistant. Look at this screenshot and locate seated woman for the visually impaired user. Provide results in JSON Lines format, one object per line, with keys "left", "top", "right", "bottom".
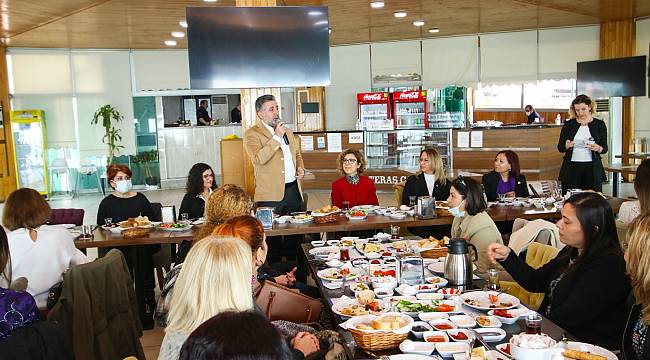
{"left": 179, "top": 163, "right": 217, "bottom": 220}
{"left": 96, "top": 164, "right": 157, "bottom": 324}
{"left": 401, "top": 147, "right": 451, "bottom": 238}
{"left": 482, "top": 150, "right": 529, "bottom": 202}
{"left": 2, "top": 188, "right": 88, "bottom": 308}
{"left": 330, "top": 148, "right": 378, "bottom": 209}
{"left": 179, "top": 311, "right": 297, "bottom": 360}
{"left": 447, "top": 177, "right": 503, "bottom": 273}
{"left": 0, "top": 226, "right": 40, "bottom": 340}
{"left": 159, "top": 236, "right": 316, "bottom": 360}
{"left": 618, "top": 159, "right": 650, "bottom": 224}
{"left": 487, "top": 192, "right": 630, "bottom": 350}
{"left": 623, "top": 213, "right": 650, "bottom": 359}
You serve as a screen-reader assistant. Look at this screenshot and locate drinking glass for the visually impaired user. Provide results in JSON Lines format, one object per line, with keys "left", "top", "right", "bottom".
{"left": 180, "top": 213, "right": 189, "bottom": 223}
{"left": 342, "top": 201, "right": 350, "bottom": 211}
{"left": 390, "top": 225, "right": 400, "bottom": 240}
{"left": 487, "top": 268, "right": 500, "bottom": 291}
{"left": 498, "top": 193, "right": 506, "bottom": 203}
{"left": 525, "top": 313, "right": 543, "bottom": 334}
{"left": 463, "top": 329, "right": 477, "bottom": 359}
{"left": 104, "top": 218, "right": 113, "bottom": 227}
{"left": 409, "top": 196, "right": 417, "bottom": 207}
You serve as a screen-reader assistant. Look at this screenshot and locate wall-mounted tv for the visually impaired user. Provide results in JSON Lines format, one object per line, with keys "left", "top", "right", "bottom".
{"left": 577, "top": 56, "right": 647, "bottom": 98}
{"left": 187, "top": 6, "right": 330, "bottom": 89}
{"left": 301, "top": 102, "right": 320, "bottom": 113}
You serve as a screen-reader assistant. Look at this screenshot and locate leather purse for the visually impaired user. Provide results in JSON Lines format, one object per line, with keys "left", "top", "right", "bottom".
{"left": 255, "top": 280, "right": 323, "bottom": 324}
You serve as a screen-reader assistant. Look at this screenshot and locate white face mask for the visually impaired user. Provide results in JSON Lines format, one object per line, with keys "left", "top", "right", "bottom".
{"left": 449, "top": 200, "right": 466, "bottom": 218}
{"left": 115, "top": 179, "right": 132, "bottom": 193}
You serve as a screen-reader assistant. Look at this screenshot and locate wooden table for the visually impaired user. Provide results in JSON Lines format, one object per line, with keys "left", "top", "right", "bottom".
{"left": 300, "top": 244, "right": 574, "bottom": 359}
{"left": 604, "top": 164, "right": 639, "bottom": 197}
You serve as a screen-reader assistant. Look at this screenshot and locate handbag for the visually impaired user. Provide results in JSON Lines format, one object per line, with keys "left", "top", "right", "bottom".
{"left": 255, "top": 280, "right": 323, "bottom": 324}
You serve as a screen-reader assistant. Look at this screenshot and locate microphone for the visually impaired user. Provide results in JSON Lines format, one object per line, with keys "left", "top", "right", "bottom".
{"left": 283, "top": 133, "right": 289, "bottom": 145}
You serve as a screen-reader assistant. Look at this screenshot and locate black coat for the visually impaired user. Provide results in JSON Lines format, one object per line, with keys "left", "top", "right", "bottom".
{"left": 622, "top": 303, "right": 650, "bottom": 360}
{"left": 0, "top": 321, "right": 74, "bottom": 360}
{"left": 500, "top": 246, "right": 630, "bottom": 350}
{"left": 179, "top": 192, "right": 207, "bottom": 219}
{"left": 481, "top": 171, "right": 529, "bottom": 201}
{"left": 401, "top": 173, "right": 451, "bottom": 205}
{"left": 557, "top": 118, "right": 608, "bottom": 187}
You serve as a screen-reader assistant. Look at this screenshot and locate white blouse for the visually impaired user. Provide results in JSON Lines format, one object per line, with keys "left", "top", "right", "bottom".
{"left": 423, "top": 173, "right": 436, "bottom": 197}
{"left": 6, "top": 225, "right": 89, "bottom": 308}
{"left": 571, "top": 125, "right": 593, "bottom": 162}
{"left": 618, "top": 200, "right": 641, "bottom": 224}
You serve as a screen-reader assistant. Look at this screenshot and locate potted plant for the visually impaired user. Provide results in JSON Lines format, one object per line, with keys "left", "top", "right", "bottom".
{"left": 91, "top": 104, "right": 124, "bottom": 164}
{"left": 132, "top": 150, "right": 159, "bottom": 186}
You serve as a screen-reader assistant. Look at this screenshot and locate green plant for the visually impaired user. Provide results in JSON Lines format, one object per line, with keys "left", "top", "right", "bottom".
{"left": 132, "top": 150, "right": 159, "bottom": 182}
{"left": 91, "top": 105, "right": 124, "bottom": 164}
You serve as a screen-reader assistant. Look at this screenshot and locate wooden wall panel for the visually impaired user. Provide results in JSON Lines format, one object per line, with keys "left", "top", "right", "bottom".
{"left": 295, "top": 87, "right": 326, "bottom": 132}
{"left": 0, "top": 47, "right": 15, "bottom": 201}
{"left": 474, "top": 110, "right": 567, "bottom": 125}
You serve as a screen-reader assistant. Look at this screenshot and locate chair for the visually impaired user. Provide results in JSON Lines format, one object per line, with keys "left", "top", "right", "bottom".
{"left": 150, "top": 202, "right": 172, "bottom": 290}
{"left": 393, "top": 181, "right": 406, "bottom": 206}
{"left": 500, "top": 242, "right": 560, "bottom": 310}
{"left": 48, "top": 158, "right": 74, "bottom": 199}
{"left": 48, "top": 208, "right": 85, "bottom": 226}
{"left": 75, "top": 162, "right": 103, "bottom": 198}
{"left": 48, "top": 249, "right": 145, "bottom": 360}
{"left": 616, "top": 220, "right": 630, "bottom": 251}
{"left": 527, "top": 180, "right": 561, "bottom": 198}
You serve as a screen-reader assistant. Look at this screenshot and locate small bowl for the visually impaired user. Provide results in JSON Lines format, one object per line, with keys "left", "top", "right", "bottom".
{"left": 435, "top": 342, "right": 470, "bottom": 358}
{"left": 274, "top": 216, "right": 289, "bottom": 224}
{"left": 310, "top": 240, "right": 325, "bottom": 247}
{"left": 449, "top": 315, "right": 477, "bottom": 328}
{"left": 554, "top": 201, "right": 564, "bottom": 209}
{"left": 430, "top": 319, "right": 457, "bottom": 331}
{"left": 326, "top": 259, "right": 343, "bottom": 268}
{"left": 341, "top": 236, "right": 359, "bottom": 242}
{"left": 390, "top": 212, "right": 407, "bottom": 220}
{"left": 367, "top": 258, "right": 384, "bottom": 265}
{"left": 446, "top": 328, "right": 474, "bottom": 342}
{"left": 419, "top": 312, "right": 449, "bottom": 322}
{"left": 410, "top": 321, "right": 433, "bottom": 338}
{"left": 372, "top": 276, "right": 398, "bottom": 290}
{"left": 425, "top": 276, "right": 449, "bottom": 288}
{"left": 399, "top": 339, "right": 435, "bottom": 356}
{"left": 487, "top": 309, "right": 520, "bottom": 325}
{"left": 326, "top": 240, "right": 340, "bottom": 246}
{"left": 422, "top": 330, "right": 449, "bottom": 343}
{"left": 438, "top": 288, "right": 462, "bottom": 298}
{"left": 416, "top": 292, "right": 444, "bottom": 301}
{"left": 475, "top": 315, "right": 502, "bottom": 328}
{"left": 373, "top": 287, "right": 394, "bottom": 298}
{"left": 395, "top": 284, "right": 418, "bottom": 296}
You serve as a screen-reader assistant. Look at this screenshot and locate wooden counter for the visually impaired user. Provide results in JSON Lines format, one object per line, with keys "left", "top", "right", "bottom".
{"left": 452, "top": 126, "right": 563, "bottom": 181}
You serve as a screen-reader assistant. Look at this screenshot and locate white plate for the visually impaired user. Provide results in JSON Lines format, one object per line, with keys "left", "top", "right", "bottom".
{"left": 474, "top": 327, "right": 507, "bottom": 342}
{"left": 449, "top": 315, "right": 476, "bottom": 328}
{"left": 289, "top": 216, "right": 313, "bottom": 224}
{"left": 398, "top": 340, "right": 435, "bottom": 355}
{"left": 109, "top": 226, "right": 124, "bottom": 234}
{"left": 560, "top": 341, "right": 617, "bottom": 360}
{"left": 446, "top": 328, "right": 474, "bottom": 342}
{"left": 460, "top": 291, "right": 520, "bottom": 311}
{"left": 316, "top": 267, "right": 362, "bottom": 282}
{"left": 435, "top": 342, "right": 470, "bottom": 357}
{"left": 418, "top": 312, "right": 449, "bottom": 322}
{"left": 388, "top": 355, "right": 434, "bottom": 360}
{"left": 415, "top": 284, "right": 439, "bottom": 293}
{"left": 416, "top": 293, "right": 444, "bottom": 301}
{"left": 331, "top": 300, "right": 371, "bottom": 318}
{"left": 438, "top": 288, "right": 462, "bottom": 298}
{"left": 487, "top": 308, "right": 534, "bottom": 325}
{"left": 475, "top": 315, "right": 502, "bottom": 328}
{"left": 156, "top": 224, "right": 193, "bottom": 232}
{"left": 308, "top": 246, "right": 340, "bottom": 259}
{"left": 352, "top": 205, "right": 378, "bottom": 211}
{"left": 427, "top": 262, "right": 477, "bottom": 274}
{"left": 346, "top": 214, "right": 368, "bottom": 220}
{"left": 54, "top": 223, "right": 77, "bottom": 229}
{"left": 425, "top": 276, "right": 449, "bottom": 288}
{"left": 191, "top": 218, "right": 205, "bottom": 225}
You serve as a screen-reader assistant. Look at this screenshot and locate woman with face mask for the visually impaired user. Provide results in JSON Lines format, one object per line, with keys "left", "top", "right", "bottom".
{"left": 96, "top": 164, "right": 158, "bottom": 327}
{"left": 447, "top": 176, "right": 503, "bottom": 273}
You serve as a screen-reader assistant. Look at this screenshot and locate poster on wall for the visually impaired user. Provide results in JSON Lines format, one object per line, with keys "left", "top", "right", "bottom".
{"left": 327, "top": 133, "right": 342, "bottom": 152}
{"left": 348, "top": 132, "right": 363, "bottom": 144}
{"left": 470, "top": 131, "right": 483, "bottom": 148}
{"left": 317, "top": 137, "right": 325, "bottom": 149}
{"left": 300, "top": 135, "right": 314, "bottom": 151}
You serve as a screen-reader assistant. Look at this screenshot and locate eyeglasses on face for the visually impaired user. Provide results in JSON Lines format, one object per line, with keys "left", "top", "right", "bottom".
{"left": 343, "top": 158, "right": 358, "bottom": 164}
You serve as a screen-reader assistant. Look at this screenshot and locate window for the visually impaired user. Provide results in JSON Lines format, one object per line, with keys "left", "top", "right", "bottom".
{"left": 523, "top": 79, "right": 576, "bottom": 110}
{"left": 474, "top": 83, "right": 522, "bottom": 109}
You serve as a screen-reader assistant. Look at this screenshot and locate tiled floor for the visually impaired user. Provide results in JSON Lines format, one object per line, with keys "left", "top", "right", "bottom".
{"left": 0, "top": 183, "right": 636, "bottom": 359}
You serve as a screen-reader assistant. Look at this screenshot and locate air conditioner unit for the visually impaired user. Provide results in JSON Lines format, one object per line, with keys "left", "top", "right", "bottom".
{"left": 211, "top": 95, "right": 229, "bottom": 124}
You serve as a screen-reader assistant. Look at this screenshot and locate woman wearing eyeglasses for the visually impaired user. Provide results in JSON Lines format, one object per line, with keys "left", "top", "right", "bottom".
{"left": 330, "top": 148, "right": 379, "bottom": 209}
{"left": 447, "top": 176, "right": 503, "bottom": 273}
{"left": 179, "top": 163, "right": 218, "bottom": 220}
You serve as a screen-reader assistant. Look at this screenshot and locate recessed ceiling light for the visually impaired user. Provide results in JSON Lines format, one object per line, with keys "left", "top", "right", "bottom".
{"left": 428, "top": 27, "right": 440, "bottom": 33}
{"left": 171, "top": 31, "right": 185, "bottom": 38}
{"left": 370, "top": 0, "right": 384, "bottom": 9}
{"left": 394, "top": 11, "right": 407, "bottom": 18}
{"left": 179, "top": 20, "right": 188, "bottom": 28}
{"left": 413, "top": 20, "right": 425, "bottom": 27}
{"left": 203, "top": 0, "right": 217, "bottom": 2}
{"left": 328, "top": 27, "right": 332, "bottom": 34}
{"left": 164, "top": 39, "right": 177, "bottom": 46}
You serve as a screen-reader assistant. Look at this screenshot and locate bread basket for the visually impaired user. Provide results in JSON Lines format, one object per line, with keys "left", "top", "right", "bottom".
{"left": 122, "top": 227, "right": 150, "bottom": 238}
{"left": 343, "top": 313, "right": 412, "bottom": 351}
{"left": 312, "top": 211, "right": 341, "bottom": 224}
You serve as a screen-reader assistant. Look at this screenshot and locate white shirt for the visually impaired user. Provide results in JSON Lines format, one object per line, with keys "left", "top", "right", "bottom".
{"left": 618, "top": 200, "right": 640, "bottom": 224}
{"left": 423, "top": 173, "right": 436, "bottom": 197}
{"left": 6, "top": 225, "right": 89, "bottom": 308}
{"left": 571, "top": 125, "right": 593, "bottom": 162}
{"left": 263, "top": 122, "right": 296, "bottom": 183}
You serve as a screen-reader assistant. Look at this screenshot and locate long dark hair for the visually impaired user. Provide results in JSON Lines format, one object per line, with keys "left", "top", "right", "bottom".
{"left": 563, "top": 192, "right": 621, "bottom": 273}
{"left": 179, "top": 310, "right": 292, "bottom": 360}
{"left": 496, "top": 150, "right": 521, "bottom": 179}
{"left": 186, "top": 163, "right": 217, "bottom": 197}
{"left": 0, "top": 226, "right": 11, "bottom": 285}
{"left": 634, "top": 159, "right": 650, "bottom": 213}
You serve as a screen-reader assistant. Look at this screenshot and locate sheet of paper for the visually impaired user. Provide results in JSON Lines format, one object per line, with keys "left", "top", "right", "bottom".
{"left": 183, "top": 98, "right": 196, "bottom": 124}
{"left": 300, "top": 135, "right": 314, "bottom": 151}
{"left": 457, "top": 131, "right": 470, "bottom": 148}
{"left": 348, "top": 132, "right": 363, "bottom": 144}
{"left": 327, "top": 133, "right": 342, "bottom": 153}
{"left": 470, "top": 131, "right": 483, "bottom": 148}
{"left": 317, "top": 137, "right": 326, "bottom": 149}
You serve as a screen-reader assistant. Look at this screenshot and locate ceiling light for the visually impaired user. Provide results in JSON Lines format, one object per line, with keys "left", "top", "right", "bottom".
{"left": 164, "top": 39, "right": 177, "bottom": 46}
{"left": 179, "top": 20, "right": 188, "bottom": 28}
{"left": 394, "top": 11, "right": 407, "bottom": 18}
{"left": 328, "top": 27, "right": 332, "bottom": 34}
{"left": 171, "top": 31, "right": 185, "bottom": 38}
{"left": 370, "top": 1, "right": 384, "bottom": 9}
{"left": 428, "top": 27, "right": 440, "bottom": 33}
{"left": 413, "top": 20, "right": 425, "bottom": 26}
{"left": 203, "top": 0, "right": 217, "bottom": 2}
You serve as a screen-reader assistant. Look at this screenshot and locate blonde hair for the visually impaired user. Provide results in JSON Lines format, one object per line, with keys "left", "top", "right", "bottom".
{"left": 568, "top": 94, "right": 597, "bottom": 119}
{"left": 194, "top": 184, "right": 253, "bottom": 241}
{"left": 166, "top": 236, "right": 253, "bottom": 334}
{"left": 417, "top": 148, "right": 447, "bottom": 185}
{"left": 336, "top": 148, "right": 367, "bottom": 175}
{"left": 626, "top": 213, "right": 650, "bottom": 323}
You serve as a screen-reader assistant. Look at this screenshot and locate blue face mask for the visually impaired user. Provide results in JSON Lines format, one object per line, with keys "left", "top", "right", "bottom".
{"left": 449, "top": 200, "right": 465, "bottom": 218}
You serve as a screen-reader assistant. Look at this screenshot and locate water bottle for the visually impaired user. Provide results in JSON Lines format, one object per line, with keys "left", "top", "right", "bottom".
{"left": 555, "top": 114, "right": 561, "bottom": 125}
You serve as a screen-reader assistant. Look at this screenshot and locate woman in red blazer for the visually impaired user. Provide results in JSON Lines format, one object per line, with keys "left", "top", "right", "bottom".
{"left": 330, "top": 149, "right": 379, "bottom": 208}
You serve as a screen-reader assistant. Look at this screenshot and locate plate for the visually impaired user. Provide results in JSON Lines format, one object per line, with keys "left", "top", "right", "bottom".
{"left": 449, "top": 315, "right": 476, "bottom": 328}
{"left": 289, "top": 215, "right": 313, "bottom": 224}
{"left": 156, "top": 223, "right": 193, "bottom": 232}
{"left": 425, "top": 276, "right": 448, "bottom": 287}
{"left": 475, "top": 315, "right": 502, "bottom": 328}
{"left": 388, "top": 355, "right": 434, "bottom": 360}
{"left": 460, "top": 291, "right": 520, "bottom": 311}
{"left": 474, "top": 327, "right": 507, "bottom": 342}
{"left": 427, "top": 262, "right": 477, "bottom": 274}
{"left": 399, "top": 340, "right": 436, "bottom": 355}
{"left": 191, "top": 218, "right": 205, "bottom": 225}
{"left": 352, "top": 205, "right": 378, "bottom": 211}
{"left": 346, "top": 214, "right": 368, "bottom": 220}
{"left": 308, "top": 246, "right": 340, "bottom": 259}
{"left": 331, "top": 300, "right": 370, "bottom": 317}
{"left": 560, "top": 341, "right": 617, "bottom": 360}
{"left": 316, "top": 267, "right": 362, "bottom": 282}
{"left": 54, "top": 223, "right": 77, "bottom": 229}
{"left": 435, "top": 342, "right": 470, "bottom": 357}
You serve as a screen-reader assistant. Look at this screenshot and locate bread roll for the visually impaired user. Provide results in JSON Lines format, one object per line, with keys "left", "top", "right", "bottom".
{"left": 371, "top": 319, "right": 390, "bottom": 330}
{"left": 562, "top": 350, "right": 606, "bottom": 360}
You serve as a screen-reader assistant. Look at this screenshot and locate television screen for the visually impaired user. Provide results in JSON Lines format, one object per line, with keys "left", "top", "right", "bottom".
{"left": 301, "top": 102, "right": 320, "bottom": 113}
{"left": 577, "top": 56, "right": 647, "bottom": 97}
{"left": 187, "top": 6, "right": 330, "bottom": 89}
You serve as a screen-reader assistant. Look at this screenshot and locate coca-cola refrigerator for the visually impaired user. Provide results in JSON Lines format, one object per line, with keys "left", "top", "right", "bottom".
{"left": 357, "top": 92, "right": 393, "bottom": 130}
{"left": 392, "top": 90, "right": 428, "bottom": 129}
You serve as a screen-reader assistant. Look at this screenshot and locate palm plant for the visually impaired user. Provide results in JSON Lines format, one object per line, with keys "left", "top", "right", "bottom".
{"left": 91, "top": 105, "right": 124, "bottom": 164}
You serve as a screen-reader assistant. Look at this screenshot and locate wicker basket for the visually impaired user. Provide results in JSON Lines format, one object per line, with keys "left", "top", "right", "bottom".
{"left": 312, "top": 211, "right": 341, "bottom": 224}
{"left": 349, "top": 328, "right": 408, "bottom": 351}
{"left": 420, "top": 247, "right": 449, "bottom": 259}
{"left": 122, "top": 227, "right": 150, "bottom": 238}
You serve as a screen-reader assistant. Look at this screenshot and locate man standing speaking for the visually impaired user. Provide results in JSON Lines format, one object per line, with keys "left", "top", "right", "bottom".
{"left": 244, "top": 94, "right": 305, "bottom": 216}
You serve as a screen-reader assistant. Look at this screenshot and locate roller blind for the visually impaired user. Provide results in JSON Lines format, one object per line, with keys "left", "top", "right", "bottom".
{"left": 422, "top": 35, "right": 479, "bottom": 88}
{"left": 132, "top": 50, "right": 190, "bottom": 92}
{"left": 10, "top": 50, "right": 72, "bottom": 94}
{"left": 480, "top": 30, "right": 537, "bottom": 84}
{"left": 370, "top": 40, "right": 421, "bottom": 86}
{"left": 325, "top": 44, "right": 371, "bottom": 130}
{"left": 538, "top": 26, "right": 600, "bottom": 80}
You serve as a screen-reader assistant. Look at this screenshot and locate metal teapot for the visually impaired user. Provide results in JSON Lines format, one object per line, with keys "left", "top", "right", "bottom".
{"left": 444, "top": 238, "right": 478, "bottom": 286}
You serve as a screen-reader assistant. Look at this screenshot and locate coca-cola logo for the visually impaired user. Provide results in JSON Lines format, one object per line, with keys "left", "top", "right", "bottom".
{"left": 363, "top": 93, "right": 384, "bottom": 101}
{"left": 397, "top": 91, "right": 420, "bottom": 100}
